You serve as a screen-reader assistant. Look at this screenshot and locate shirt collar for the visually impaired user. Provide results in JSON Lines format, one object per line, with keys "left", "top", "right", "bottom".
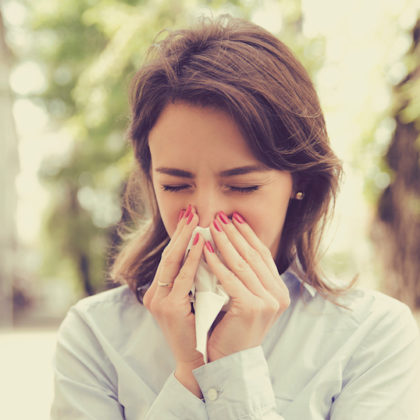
{"left": 283, "top": 259, "right": 317, "bottom": 298}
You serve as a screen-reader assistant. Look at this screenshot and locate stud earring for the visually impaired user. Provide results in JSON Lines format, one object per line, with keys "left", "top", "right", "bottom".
{"left": 295, "top": 191, "right": 304, "bottom": 200}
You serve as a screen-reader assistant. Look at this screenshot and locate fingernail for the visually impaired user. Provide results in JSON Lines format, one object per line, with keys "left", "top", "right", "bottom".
{"left": 218, "top": 211, "right": 229, "bottom": 224}
{"left": 178, "top": 209, "right": 185, "bottom": 221}
{"left": 213, "top": 219, "right": 222, "bottom": 232}
{"left": 193, "top": 233, "right": 200, "bottom": 245}
{"left": 233, "top": 212, "right": 245, "bottom": 224}
{"left": 186, "top": 211, "right": 194, "bottom": 224}
{"left": 184, "top": 204, "right": 192, "bottom": 219}
{"left": 205, "top": 241, "right": 214, "bottom": 253}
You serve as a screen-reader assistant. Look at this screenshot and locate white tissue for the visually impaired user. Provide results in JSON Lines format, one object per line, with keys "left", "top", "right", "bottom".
{"left": 185, "top": 226, "right": 230, "bottom": 363}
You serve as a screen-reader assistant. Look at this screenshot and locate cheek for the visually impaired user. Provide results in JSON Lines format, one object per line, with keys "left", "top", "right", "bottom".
{"left": 153, "top": 191, "right": 184, "bottom": 238}
{"left": 247, "top": 212, "right": 285, "bottom": 251}
{"left": 238, "top": 192, "right": 290, "bottom": 254}
{"left": 238, "top": 207, "right": 276, "bottom": 245}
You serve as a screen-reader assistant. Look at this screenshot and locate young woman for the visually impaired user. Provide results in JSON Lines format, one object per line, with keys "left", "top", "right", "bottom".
{"left": 51, "top": 15, "right": 420, "bottom": 419}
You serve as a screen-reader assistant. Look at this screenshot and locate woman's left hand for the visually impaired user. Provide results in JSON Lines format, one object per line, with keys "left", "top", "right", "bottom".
{"left": 205, "top": 211, "right": 291, "bottom": 362}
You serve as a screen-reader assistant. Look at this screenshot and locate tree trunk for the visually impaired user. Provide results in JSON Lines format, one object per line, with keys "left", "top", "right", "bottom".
{"left": 372, "top": 19, "right": 420, "bottom": 309}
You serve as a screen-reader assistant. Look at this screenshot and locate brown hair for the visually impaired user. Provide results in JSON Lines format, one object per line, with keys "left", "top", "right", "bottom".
{"left": 111, "top": 15, "right": 346, "bottom": 302}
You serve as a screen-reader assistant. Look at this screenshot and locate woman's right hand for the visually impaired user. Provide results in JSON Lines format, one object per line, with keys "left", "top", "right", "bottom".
{"left": 143, "top": 205, "right": 205, "bottom": 396}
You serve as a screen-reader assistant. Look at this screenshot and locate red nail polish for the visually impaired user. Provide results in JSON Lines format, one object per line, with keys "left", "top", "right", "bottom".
{"left": 184, "top": 204, "right": 192, "bottom": 219}
{"left": 205, "top": 241, "right": 214, "bottom": 253}
{"left": 218, "top": 211, "right": 229, "bottom": 224}
{"left": 213, "top": 219, "right": 222, "bottom": 232}
{"left": 178, "top": 209, "right": 185, "bottom": 221}
{"left": 193, "top": 233, "right": 200, "bottom": 245}
{"left": 233, "top": 212, "right": 245, "bottom": 224}
{"left": 186, "top": 211, "right": 194, "bottom": 224}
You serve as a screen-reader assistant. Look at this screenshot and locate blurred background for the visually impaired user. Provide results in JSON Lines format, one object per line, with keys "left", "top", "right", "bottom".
{"left": 1, "top": 0, "right": 420, "bottom": 418}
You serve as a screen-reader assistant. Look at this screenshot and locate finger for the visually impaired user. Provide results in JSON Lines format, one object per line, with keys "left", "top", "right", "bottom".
{"left": 232, "top": 212, "right": 279, "bottom": 274}
{"left": 203, "top": 241, "right": 253, "bottom": 301}
{"left": 165, "top": 206, "right": 199, "bottom": 271}
{"left": 166, "top": 204, "right": 194, "bottom": 250}
{"left": 231, "top": 211, "right": 290, "bottom": 300}
{"left": 213, "top": 212, "right": 277, "bottom": 293}
{"left": 211, "top": 216, "right": 267, "bottom": 297}
{"left": 146, "top": 208, "right": 190, "bottom": 301}
{"left": 155, "top": 208, "right": 199, "bottom": 299}
{"left": 171, "top": 232, "right": 205, "bottom": 298}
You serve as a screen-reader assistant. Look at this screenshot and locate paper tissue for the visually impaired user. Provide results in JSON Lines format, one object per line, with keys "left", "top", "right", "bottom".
{"left": 184, "top": 226, "right": 230, "bottom": 363}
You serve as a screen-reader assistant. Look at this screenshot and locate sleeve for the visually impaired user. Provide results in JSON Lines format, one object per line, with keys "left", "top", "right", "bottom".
{"left": 51, "top": 305, "right": 209, "bottom": 420}
{"left": 193, "top": 346, "right": 285, "bottom": 420}
{"left": 145, "top": 373, "right": 207, "bottom": 420}
{"left": 330, "top": 304, "right": 420, "bottom": 420}
{"left": 51, "top": 307, "right": 125, "bottom": 420}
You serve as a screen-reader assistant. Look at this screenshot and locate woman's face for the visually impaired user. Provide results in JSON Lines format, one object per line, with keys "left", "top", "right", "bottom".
{"left": 148, "top": 102, "right": 293, "bottom": 257}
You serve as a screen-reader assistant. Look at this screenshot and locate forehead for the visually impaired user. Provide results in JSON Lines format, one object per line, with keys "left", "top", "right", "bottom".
{"left": 148, "top": 102, "right": 259, "bottom": 167}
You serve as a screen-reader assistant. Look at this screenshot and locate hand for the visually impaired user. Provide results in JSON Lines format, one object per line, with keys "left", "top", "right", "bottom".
{"left": 205, "top": 211, "right": 290, "bottom": 362}
{"left": 143, "top": 206, "right": 205, "bottom": 396}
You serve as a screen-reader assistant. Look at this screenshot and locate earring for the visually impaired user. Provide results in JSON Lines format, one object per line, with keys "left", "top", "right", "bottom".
{"left": 295, "top": 191, "right": 304, "bottom": 200}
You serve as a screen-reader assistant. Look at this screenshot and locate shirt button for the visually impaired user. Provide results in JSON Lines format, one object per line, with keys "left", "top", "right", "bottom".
{"left": 207, "top": 388, "right": 218, "bottom": 401}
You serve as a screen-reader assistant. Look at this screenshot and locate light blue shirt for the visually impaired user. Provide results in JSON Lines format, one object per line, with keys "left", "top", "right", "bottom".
{"left": 51, "top": 270, "right": 420, "bottom": 419}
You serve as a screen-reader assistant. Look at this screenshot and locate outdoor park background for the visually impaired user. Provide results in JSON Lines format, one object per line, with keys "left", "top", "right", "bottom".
{"left": 1, "top": 0, "right": 420, "bottom": 418}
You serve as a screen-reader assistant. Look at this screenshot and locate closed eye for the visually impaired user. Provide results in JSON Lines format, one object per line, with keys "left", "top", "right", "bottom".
{"left": 161, "top": 185, "right": 190, "bottom": 192}
{"left": 226, "top": 185, "right": 260, "bottom": 194}
{"left": 161, "top": 185, "right": 261, "bottom": 193}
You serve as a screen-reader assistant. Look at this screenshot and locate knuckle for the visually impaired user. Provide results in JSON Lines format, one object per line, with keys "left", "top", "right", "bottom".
{"left": 243, "top": 247, "right": 259, "bottom": 263}
{"left": 247, "top": 295, "right": 280, "bottom": 320}
{"left": 148, "top": 300, "right": 160, "bottom": 315}
{"left": 143, "top": 290, "right": 152, "bottom": 309}
{"left": 232, "top": 259, "right": 249, "bottom": 274}
{"left": 161, "top": 251, "right": 179, "bottom": 267}
{"left": 258, "top": 299, "right": 279, "bottom": 322}
{"left": 280, "top": 293, "right": 291, "bottom": 311}
{"left": 176, "top": 269, "right": 190, "bottom": 283}
{"left": 274, "top": 288, "right": 290, "bottom": 312}
{"left": 228, "top": 271, "right": 238, "bottom": 283}
{"left": 265, "top": 296, "right": 280, "bottom": 315}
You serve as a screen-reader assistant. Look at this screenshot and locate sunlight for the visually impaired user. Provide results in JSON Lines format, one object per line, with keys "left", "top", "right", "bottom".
{"left": 10, "top": 61, "right": 46, "bottom": 95}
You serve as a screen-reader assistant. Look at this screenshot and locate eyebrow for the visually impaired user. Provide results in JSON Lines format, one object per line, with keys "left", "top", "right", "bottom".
{"left": 155, "top": 164, "right": 269, "bottom": 178}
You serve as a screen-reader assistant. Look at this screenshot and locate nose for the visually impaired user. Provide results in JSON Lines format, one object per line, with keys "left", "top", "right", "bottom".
{"left": 192, "top": 189, "right": 229, "bottom": 228}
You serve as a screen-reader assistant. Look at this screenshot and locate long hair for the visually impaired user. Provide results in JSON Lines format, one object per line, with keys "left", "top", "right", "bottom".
{"left": 111, "top": 15, "right": 345, "bottom": 302}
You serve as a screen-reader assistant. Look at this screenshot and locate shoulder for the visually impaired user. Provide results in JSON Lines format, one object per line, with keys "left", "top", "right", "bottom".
{"left": 57, "top": 285, "right": 151, "bottom": 348}
{"left": 73, "top": 284, "right": 136, "bottom": 309}
{"left": 284, "top": 269, "right": 419, "bottom": 349}
{"left": 282, "top": 274, "right": 420, "bottom": 382}
{"left": 337, "top": 287, "right": 417, "bottom": 335}
{"left": 71, "top": 284, "right": 137, "bottom": 315}
{"left": 68, "top": 285, "right": 140, "bottom": 325}
{"left": 310, "top": 285, "right": 420, "bottom": 356}
{"left": 345, "top": 288, "right": 419, "bottom": 353}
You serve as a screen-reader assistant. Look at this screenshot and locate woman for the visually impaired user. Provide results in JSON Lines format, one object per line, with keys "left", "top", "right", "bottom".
{"left": 51, "top": 15, "right": 420, "bottom": 419}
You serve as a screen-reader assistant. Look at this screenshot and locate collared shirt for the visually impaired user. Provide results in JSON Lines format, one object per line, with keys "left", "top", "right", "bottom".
{"left": 51, "top": 270, "right": 420, "bottom": 419}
